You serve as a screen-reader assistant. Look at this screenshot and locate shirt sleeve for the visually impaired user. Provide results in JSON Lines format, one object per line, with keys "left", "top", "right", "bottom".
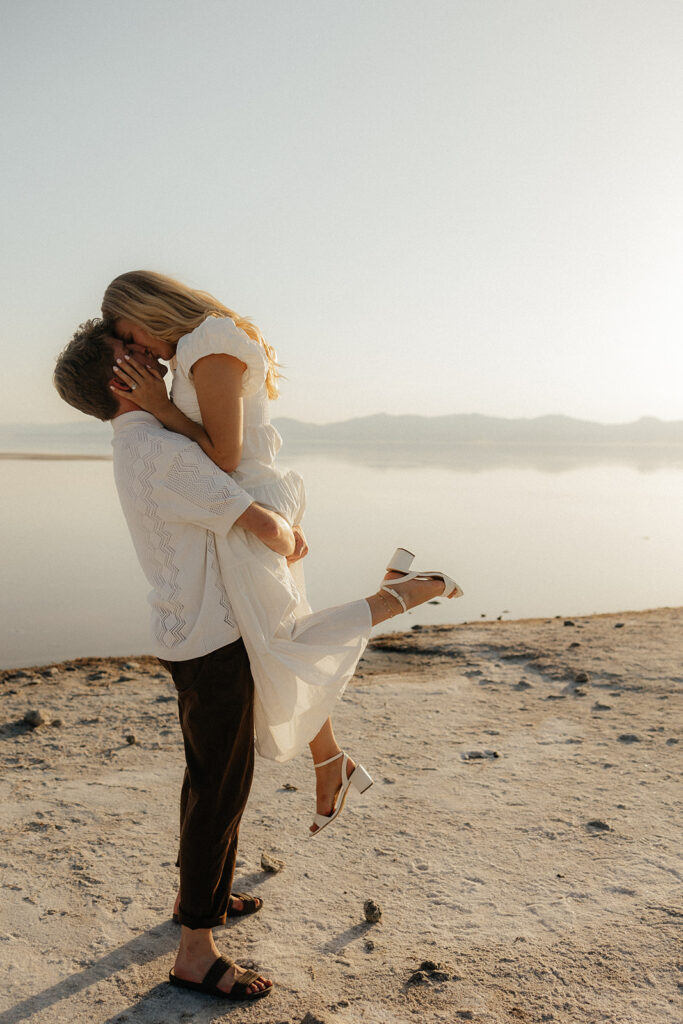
{"left": 175, "top": 316, "right": 268, "bottom": 397}
{"left": 160, "top": 442, "right": 254, "bottom": 533}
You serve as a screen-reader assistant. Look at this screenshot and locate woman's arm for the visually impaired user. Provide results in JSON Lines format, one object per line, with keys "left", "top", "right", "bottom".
{"left": 112, "top": 352, "right": 246, "bottom": 473}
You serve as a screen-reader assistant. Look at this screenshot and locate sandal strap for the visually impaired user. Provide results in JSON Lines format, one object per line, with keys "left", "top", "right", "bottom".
{"left": 230, "top": 968, "right": 265, "bottom": 998}
{"left": 313, "top": 751, "right": 344, "bottom": 768}
{"left": 230, "top": 892, "right": 261, "bottom": 912}
{"left": 380, "top": 584, "right": 408, "bottom": 614}
{"left": 203, "top": 955, "right": 233, "bottom": 991}
{"left": 237, "top": 969, "right": 262, "bottom": 986}
{"left": 231, "top": 891, "right": 257, "bottom": 904}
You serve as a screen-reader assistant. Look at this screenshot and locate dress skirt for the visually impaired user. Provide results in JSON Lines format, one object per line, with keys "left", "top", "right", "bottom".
{"left": 215, "top": 465, "right": 372, "bottom": 762}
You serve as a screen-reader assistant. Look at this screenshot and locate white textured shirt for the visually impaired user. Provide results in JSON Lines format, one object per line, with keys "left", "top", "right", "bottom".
{"left": 111, "top": 411, "right": 253, "bottom": 660}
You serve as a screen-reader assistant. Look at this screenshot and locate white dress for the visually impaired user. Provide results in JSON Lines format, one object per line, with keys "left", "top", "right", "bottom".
{"left": 171, "top": 316, "right": 372, "bottom": 762}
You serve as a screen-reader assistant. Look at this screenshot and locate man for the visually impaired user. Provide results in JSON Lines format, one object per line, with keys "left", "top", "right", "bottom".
{"left": 54, "top": 319, "right": 298, "bottom": 1002}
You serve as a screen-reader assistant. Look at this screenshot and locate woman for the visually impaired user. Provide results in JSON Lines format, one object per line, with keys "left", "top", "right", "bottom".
{"left": 102, "top": 271, "right": 463, "bottom": 835}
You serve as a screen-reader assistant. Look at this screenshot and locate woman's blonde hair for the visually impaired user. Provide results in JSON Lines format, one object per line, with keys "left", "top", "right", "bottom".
{"left": 102, "top": 270, "right": 281, "bottom": 399}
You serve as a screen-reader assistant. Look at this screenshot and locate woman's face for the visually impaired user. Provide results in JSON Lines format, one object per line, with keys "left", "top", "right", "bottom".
{"left": 115, "top": 318, "right": 176, "bottom": 362}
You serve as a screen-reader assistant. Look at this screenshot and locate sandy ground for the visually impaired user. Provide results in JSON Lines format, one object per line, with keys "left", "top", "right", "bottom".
{"left": 0, "top": 607, "right": 681, "bottom": 1024}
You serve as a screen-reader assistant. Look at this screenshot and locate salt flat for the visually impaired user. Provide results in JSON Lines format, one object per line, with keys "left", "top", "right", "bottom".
{"left": 0, "top": 608, "right": 681, "bottom": 1023}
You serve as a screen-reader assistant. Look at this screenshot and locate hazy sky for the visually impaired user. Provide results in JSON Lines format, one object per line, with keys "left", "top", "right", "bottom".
{"left": 2, "top": 0, "right": 682, "bottom": 426}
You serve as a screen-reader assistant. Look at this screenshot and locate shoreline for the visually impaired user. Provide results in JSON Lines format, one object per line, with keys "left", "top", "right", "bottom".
{"left": 2, "top": 605, "right": 679, "bottom": 677}
{"left": 1, "top": 607, "right": 680, "bottom": 1023}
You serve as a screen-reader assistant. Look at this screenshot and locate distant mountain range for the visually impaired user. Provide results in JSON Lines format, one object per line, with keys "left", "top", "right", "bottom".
{"left": 274, "top": 413, "right": 683, "bottom": 446}
{"left": 1, "top": 414, "right": 682, "bottom": 456}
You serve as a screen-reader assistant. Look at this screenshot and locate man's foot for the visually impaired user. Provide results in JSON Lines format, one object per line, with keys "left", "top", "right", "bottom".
{"left": 173, "top": 890, "right": 262, "bottom": 919}
{"left": 309, "top": 751, "right": 356, "bottom": 834}
{"left": 172, "top": 948, "right": 272, "bottom": 997}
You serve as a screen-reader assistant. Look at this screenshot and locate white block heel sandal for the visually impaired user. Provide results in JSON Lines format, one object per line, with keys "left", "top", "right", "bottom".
{"left": 382, "top": 546, "right": 464, "bottom": 613}
{"left": 310, "top": 751, "right": 374, "bottom": 837}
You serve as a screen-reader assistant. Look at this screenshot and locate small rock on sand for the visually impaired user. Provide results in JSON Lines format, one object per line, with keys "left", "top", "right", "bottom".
{"left": 618, "top": 734, "right": 641, "bottom": 743}
{"left": 261, "top": 851, "right": 285, "bottom": 873}
{"left": 23, "top": 709, "right": 45, "bottom": 729}
{"left": 364, "top": 899, "right": 382, "bottom": 922}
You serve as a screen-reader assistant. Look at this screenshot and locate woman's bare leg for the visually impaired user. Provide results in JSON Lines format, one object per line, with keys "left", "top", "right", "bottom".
{"left": 309, "top": 717, "right": 353, "bottom": 833}
{"left": 308, "top": 571, "right": 448, "bottom": 831}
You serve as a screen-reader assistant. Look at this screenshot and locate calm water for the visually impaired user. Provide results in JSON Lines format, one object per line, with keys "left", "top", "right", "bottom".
{"left": 1, "top": 449, "right": 681, "bottom": 669}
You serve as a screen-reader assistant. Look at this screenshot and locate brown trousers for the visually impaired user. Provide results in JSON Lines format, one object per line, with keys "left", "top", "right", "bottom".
{"left": 160, "top": 638, "right": 255, "bottom": 930}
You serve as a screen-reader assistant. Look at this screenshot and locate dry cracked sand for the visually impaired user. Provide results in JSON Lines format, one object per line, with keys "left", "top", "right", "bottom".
{"left": 1, "top": 607, "right": 681, "bottom": 1024}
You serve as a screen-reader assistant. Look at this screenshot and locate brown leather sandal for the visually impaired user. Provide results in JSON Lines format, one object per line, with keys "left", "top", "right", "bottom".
{"left": 168, "top": 954, "right": 272, "bottom": 1001}
{"left": 227, "top": 892, "right": 263, "bottom": 917}
{"left": 172, "top": 892, "right": 263, "bottom": 924}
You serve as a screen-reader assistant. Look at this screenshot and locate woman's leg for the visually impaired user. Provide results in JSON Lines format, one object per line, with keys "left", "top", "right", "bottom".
{"left": 308, "top": 717, "right": 353, "bottom": 834}
{"left": 307, "top": 571, "right": 447, "bottom": 831}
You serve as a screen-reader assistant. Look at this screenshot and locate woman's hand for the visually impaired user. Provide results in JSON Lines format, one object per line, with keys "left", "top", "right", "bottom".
{"left": 287, "top": 525, "right": 309, "bottom": 564}
{"left": 111, "top": 354, "right": 170, "bottom": 416}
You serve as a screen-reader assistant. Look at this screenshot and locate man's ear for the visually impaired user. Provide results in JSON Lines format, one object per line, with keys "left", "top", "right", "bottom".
{"left": 110, "top": 376, "right": 132, "bottom": 393}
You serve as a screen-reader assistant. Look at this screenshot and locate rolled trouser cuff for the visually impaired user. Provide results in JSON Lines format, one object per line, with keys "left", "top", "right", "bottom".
{"left": 177, "top": 907, "right": 227, "bottom": 930}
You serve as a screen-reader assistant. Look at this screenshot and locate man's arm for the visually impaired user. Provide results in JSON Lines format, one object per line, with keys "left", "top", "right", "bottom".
{"left": 159, "top": 441, "right": 295, "bottom": 556}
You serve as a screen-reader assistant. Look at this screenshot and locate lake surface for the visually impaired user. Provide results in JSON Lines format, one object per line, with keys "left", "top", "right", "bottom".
{"left": 1, "top": 447, "right": 681, "bottom": 669}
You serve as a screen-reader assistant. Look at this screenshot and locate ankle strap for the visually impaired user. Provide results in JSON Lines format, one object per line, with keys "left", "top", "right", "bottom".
{"left": 380, "top": 584, "right": 407, "bottom": 614}
{"left": 313, "top": 751, "right": 344, "bottom": 768}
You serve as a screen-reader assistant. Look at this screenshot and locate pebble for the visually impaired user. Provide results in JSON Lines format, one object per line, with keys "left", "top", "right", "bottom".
{"left": 461, "top": 750, "right": 499, "bottom": 761}
{"left": 261, "top": 851, "right": 285, "bottom": 873}
{"left": 586, "top": 819, "right": 611, "bottom": 832}
{"left": 124, "top": 735, "right": 137, "bottom": 745}
{"left": 281, "top": 782, "right": 298, "bottom": 791}
{"left": 592, "top": 703, "right": 612, "bottom": 711}
{"left": 574, "top": 671, "right": 589, "bottom": 683}
{"left": 364, "top": 938, "right": 375, "bottom": 952}
{"left": 666, "top": 738, "right": 679, "bottom": 745}
{"left": 614, "top": 623, "right": 625, "bottom": 628}
{"left": 617, "top": 734, "right": 641, "bottom": 743}
{"left": 563, "top": 620, "right": 575, "bottom": 627}
{"left": 408, "top": 960, "right": 451, "bottom": 985}
{"left": 51, "top": 719, "right": 63, "bottom": 728}
{"left": 23, "top": 709, "right": 45, "bottom": 729}
{"left": 515, "top": 681, "right": 532, "bottom": 690}
{"left": 363, "top": 899, "right": 382, "bottom": 922}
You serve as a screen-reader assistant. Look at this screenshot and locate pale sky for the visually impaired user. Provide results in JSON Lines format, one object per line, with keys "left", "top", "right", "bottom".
{"left": 2, "top": 0, "right": 682, "bottom": 426}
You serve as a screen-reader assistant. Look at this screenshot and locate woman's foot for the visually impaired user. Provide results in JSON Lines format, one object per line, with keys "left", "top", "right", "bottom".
{"left": 309, "top": 750, "right": 355, "bottom": 834}
{"left": 376, "top": 570, "right": 446, "bottom": 616}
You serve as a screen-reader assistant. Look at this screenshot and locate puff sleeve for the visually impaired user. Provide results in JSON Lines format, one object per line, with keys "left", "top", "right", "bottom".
{"left": 175, "top": 316, "right": 268, "bottom": 397}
